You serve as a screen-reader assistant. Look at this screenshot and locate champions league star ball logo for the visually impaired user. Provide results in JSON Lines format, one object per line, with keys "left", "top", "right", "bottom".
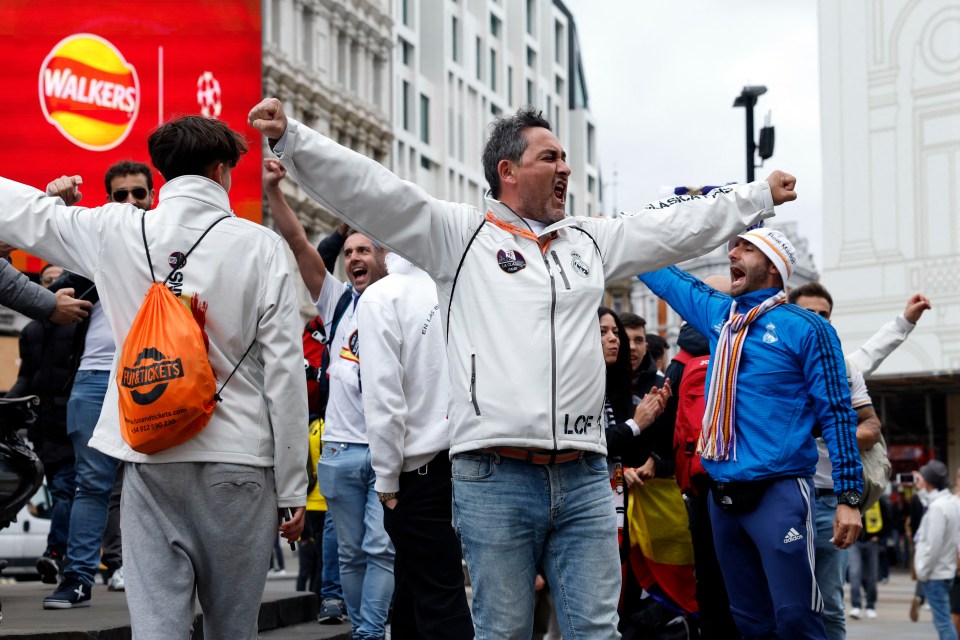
{"left": 197, "top": 71, "right": 222, "bottom": 118}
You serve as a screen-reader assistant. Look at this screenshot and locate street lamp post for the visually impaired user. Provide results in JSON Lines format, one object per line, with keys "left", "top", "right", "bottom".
{"left": 733, "top": 85, "right": 768, "bottom": 182}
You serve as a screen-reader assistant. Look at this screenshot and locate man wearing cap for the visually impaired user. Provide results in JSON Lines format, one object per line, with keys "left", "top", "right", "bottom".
{"left": 913, "top": 460, "right": 960, "bottom": 640}
{"left": 639, "top": 227, "right": 863, "bottom": 640}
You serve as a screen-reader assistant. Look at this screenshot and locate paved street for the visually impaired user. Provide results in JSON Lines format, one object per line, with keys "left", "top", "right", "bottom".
{"left": 0, "top": 561, "right": 946, "bottom": 638}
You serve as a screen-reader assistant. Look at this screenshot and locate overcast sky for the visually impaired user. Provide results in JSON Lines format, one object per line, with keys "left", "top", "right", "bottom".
{"left": 562, "top": 0, "right": 824, "bottom": 267}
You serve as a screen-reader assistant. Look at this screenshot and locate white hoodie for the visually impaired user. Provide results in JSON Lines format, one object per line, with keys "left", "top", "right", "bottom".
{"left": 358, "top": 254, "right": 450, "bottom": 493}
{"left": 0, "top": 175, "right": 309, "bottom": 507}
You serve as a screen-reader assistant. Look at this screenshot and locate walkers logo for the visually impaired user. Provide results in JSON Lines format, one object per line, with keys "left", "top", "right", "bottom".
{"left": 783, "top": 527, "right": 803, "bottom": 544}
{"left": 38, "top": 34, "right": 140, "bottom": 151}
{"left": 120, "top": 347, "right": 184, "bottom": 406}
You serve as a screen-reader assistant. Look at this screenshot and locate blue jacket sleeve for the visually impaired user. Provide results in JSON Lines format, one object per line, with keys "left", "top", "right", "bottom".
{"left": 638, "top": 267, "right": 729, "bottom": 339}
{"left": 801, "top": 317, "right": 863, "bottom": 494}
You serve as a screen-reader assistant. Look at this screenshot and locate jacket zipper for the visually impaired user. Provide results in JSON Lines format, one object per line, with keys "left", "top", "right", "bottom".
{"left": 470, "top": 353, "right": 481, "bottom": 416}
{"left": 542, "top": 252, "right": 558, "bottom": 449}
{"left": 550, "top": 250, "right": 571, "bottom": 290}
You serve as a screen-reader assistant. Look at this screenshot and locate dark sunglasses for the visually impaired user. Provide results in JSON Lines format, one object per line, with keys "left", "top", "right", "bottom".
{"left": 112, "top": 187, "right": 148, "bottom": 202}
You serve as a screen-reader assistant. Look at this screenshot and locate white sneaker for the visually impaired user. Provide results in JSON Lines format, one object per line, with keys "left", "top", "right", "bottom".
{"left": 850, "top": 607, "right": 862, "bottom": 619}
{"left": 866, "top": 608, "right": 877, "bottom": 619}
{"left": 106, "top": 567, "right": 125, "bottom": 592}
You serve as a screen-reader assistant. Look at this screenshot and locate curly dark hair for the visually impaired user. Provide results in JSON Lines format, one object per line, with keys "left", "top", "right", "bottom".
{"left": 103, "top": 160, "right": 153, "bottom": 196}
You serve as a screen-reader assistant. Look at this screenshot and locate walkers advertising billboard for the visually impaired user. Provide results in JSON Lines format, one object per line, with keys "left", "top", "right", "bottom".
{"left": 0, "top": 0, "right": 262, "bottom": 273}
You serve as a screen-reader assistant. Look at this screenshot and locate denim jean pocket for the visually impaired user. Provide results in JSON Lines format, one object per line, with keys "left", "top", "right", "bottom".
{"left": 581, "top": 452, "right": 608, "bottom": 476}
{"left": 451, "top": 453, "right": 493, "bottom": 481}
{"left": 321, "top": 443, "right": 342, "bottom": 460}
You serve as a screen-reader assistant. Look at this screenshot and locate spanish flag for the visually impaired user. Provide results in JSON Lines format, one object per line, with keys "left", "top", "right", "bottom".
{"left": 626, "top": 478, "right": 697, "bottom": 614}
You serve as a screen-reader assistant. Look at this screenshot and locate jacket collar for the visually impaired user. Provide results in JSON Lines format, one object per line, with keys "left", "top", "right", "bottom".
{"left": 733, "top": 287, "right": 783, "bottom": 311}
{"left": 157, "top": 175, "right": 234, "bottom": 217}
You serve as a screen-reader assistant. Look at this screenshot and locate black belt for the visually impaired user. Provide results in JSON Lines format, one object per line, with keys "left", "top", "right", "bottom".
{"left": 815, "top": 488, "right": 834, "bottom": 497}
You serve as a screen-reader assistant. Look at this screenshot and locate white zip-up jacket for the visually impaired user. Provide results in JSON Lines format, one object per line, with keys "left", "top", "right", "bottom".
{"left": 0, "top": 175, "right": 308, "bottom": 508}
{"left": 278, "top": 118, "right": 775, "bottom": 456}
{"left": 358, "top": 253, "right": 450, "bottom": 493}
{"left": 914, "top": 489, "right": 960, "bottom": 582}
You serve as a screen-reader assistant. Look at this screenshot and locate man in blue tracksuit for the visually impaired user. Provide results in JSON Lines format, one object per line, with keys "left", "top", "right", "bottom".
{"left": 639, "top": 228, "right": 864, "bottom": 640}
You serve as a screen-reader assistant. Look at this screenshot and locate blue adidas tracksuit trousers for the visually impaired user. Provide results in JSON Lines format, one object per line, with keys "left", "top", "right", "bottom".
{"left": 709, "top": 477, "right": 827, "bottom": 640}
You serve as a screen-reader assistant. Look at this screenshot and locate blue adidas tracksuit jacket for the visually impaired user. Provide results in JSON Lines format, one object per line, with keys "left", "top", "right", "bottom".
{"left": 639, "top": 267, "right": 862, "bottom": 495}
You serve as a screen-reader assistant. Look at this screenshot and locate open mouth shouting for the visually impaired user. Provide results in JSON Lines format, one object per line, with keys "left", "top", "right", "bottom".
{"left": 349, "top": 264, "right": 370, "bottom": 289}
{"left": 554, "top": 180, "right": 567, "bottom": 208}
{"left": 730, "top": 264, "right": 746, "bottom": 291}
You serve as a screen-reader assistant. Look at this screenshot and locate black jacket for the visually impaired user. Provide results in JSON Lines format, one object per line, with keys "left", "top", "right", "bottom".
{"left": 8, "top": 317, "right": 76, "bottom": 466}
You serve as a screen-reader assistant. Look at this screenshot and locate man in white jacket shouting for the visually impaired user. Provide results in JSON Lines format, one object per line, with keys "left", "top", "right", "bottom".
{"left": 249, "top": 97, "right": 798, "bottom": 639}
{"left": 0, "top": 116, "right": 307, "bottom": 639}
{"left": 357, "top": 252, "right": 473, "bottom": 639}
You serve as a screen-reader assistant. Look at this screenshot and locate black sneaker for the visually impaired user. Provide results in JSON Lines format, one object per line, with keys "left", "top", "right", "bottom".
{"left": 43, "top": 578, "right": 92, "bottom": 609}
{"left": 36, "top": 554, "right": 61, "bottom": 584}
{"left": 318, "top": 598, "right": 346, "bottom": 624}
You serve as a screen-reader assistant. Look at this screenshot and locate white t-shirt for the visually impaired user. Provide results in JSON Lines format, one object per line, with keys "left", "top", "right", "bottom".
{"left": 78, "top": 301, "right": 115, "bottom": 371}
{"left": 315, "top": 273, "right": 367, "bottom": 443}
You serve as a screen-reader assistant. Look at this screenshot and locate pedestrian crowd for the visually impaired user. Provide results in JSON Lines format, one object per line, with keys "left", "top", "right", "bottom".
{"left": 0, "top": 96, "right": 950, "bottom": 640}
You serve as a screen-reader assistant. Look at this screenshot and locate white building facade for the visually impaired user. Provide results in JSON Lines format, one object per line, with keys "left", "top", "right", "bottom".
{"left": 392, "top": 0, "right": 601, "bottom": 215}
{"left": 819, "top": 0, "right": 960, "bottom": 468}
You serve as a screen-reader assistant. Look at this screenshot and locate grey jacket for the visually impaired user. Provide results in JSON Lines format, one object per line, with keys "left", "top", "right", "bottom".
{"left": 0, "top": 258, "right": 55, "bottom": 321}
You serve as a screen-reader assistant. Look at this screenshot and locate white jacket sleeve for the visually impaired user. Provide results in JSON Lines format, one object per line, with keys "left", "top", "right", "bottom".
{"left": 278, "top": 119, "right": 475, "bottom": 285}
{"left": 357, "top": 292, "right": 407, "bottom": 493}
{"left": 913, "top": 501, "right": 945, "bottom": 582}
{"left": 847, "top": 314, "right": 915, "bottom": 378}
{"left": 258, "top": 238, "right": 310, "bottom": 507}
{"left": 585, "top": 183, "right": 775, "bottom": 281}
{"left": 0, "top": 177, "right": 107, "bottom": 280}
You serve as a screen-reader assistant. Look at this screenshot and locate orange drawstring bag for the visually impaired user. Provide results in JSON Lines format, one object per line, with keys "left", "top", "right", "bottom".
{"left": 116, "top": 214, "right": 227, "bottom": 454}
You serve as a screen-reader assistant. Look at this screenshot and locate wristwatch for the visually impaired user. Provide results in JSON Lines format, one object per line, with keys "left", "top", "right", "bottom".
{"left": 377, "top": 492, "right": 398, "bottom": 504}
{"left": 837, "top": 490, "right": 862, "bottom": 509}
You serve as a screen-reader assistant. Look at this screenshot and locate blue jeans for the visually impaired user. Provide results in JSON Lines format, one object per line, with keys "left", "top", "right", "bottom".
{"left": 847, "top": 539, "right": 879, "bottom": 609}
{"left": 318, "top": 442, "right": 394, "bottom": 640}
{"left": 451, "top": 451, "right": 620, "bottom": 640}
{"left": 922, "top": 579, "right": 958, "bottom": 640}
{"left": 44, "top": 460, "right": 76, "bottom": 559}
{"left": 814, "top": 493, "right": 847, "bottom": 640}
{"left": 65, "top": 369, "right": 118, "bottom": 584}
{"left": 321, "top": 509, "right": 343, "bottom": 601}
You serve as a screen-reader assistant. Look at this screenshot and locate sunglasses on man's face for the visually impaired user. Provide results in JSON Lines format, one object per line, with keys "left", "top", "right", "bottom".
{"left": 112, "top": 187, "right": 148, "bottom": 202}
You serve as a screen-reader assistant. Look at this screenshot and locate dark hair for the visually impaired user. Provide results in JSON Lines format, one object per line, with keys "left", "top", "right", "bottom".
{"left": 148, "top": 116, "right": 248, "bottom": 182}
{"left": 646, "top": 334, "right": 668, "bottom": 362}
{"left": 598, "top": 307, "right": 634, "bottom": 424}
{"left": 788, "top": 281, "right": 834, "bottom": 312}
{"left": 619, "top": 312, "right": 647, "bottom": 331}
{"left": 482, "top": 107, "right": 552, "bottom": 199}
{"left": 104, "top": 160, "right": 153, "bottom": 195}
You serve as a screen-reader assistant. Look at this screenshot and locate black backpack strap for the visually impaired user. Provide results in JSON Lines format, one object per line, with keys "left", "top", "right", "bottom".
{"left": 162, "top": 216, "right": 231, "bottom": 286}
{"left": 214, "top": 336, "right": 256, "bottom": 403}
{"left": 326, "top": 289, "right": 355, "bottom": 348}
{"left": 140, "top": 212, "right": 156, "bottom": 282}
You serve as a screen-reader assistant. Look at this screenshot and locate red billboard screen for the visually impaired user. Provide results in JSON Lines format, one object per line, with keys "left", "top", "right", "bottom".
{"left": 0, "top": 0, "right": 262, "bottom": 273}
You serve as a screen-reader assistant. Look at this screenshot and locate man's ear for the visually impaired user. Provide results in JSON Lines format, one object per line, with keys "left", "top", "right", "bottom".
{"left": 208, "top": 162, "right": 225, "bottom": 185}
{"left": 497, "top": 159, "right": 515, "bottom": 188}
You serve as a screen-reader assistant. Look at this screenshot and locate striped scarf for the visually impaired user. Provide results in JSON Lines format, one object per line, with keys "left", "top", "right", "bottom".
{"left": 699, "top": 291, "right": 787, "bottom": 461}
